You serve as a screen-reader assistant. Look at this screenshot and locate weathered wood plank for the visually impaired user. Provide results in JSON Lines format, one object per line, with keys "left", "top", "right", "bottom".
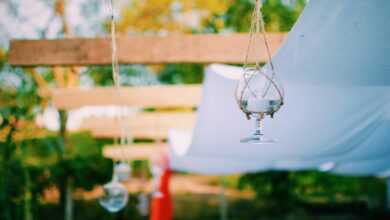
{"left": 48, "top": 85, "right": 202, "bottom": 109}
{"left": 80, "top": 112, "right": 196, "bottom": 139}
{"left": 103, "top": 144, "right": 167, "bottom": 160}
{"left": 9, "top": 33, "right": 286, "bottom": 66}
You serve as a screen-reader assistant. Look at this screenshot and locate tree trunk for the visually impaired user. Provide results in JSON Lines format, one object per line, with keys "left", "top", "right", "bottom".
{"left": 0, "top": 157, "right": 12, "bottom": 220}
{"left": 58, "top": 110, "right": 73, "bottom": 220}
{"left": 0, "top": 125, "right": 17, "bottom": 220}
{"left": 24, "top": 169, "right": 33, "bottom": 220}
{"left": 65, "top": 178, "right": 73, "bottom": 220}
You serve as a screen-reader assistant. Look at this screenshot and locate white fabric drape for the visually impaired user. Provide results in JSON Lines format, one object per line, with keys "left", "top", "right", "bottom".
{"left": 169, "top": 0, "right": 390, "bottom": 176}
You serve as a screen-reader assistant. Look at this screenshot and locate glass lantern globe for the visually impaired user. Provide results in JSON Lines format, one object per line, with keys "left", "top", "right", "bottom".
{"left": 99, "top": 179, "right": 128, "bottom": 213}
{"left": 235, "top": 66, "right": 284, "bottom": 144}
{"left": 114, "top": 162, "right": 131, "bottom": 182}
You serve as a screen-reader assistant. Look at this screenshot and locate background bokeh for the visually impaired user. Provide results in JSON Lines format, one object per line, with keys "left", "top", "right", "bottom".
{"left": 0, "top": 1, "right": 387, "bottom": 220}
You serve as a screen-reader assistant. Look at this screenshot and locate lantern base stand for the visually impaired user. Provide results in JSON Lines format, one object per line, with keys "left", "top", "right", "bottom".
{"left": 240, "top": 133, "right": 275, "bottom": 144}
{"left": 241, "top": 113, "right": 275, "bottom": 144}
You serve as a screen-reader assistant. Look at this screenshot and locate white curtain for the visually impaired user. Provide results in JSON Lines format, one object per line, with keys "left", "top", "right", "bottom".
{"left": 169, "top": 0, "right": 390, "bottom": 176}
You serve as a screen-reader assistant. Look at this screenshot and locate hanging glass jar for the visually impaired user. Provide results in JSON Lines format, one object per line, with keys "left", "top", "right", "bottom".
{"left": 235, "top": 0, "right": 284, "bottom": 144}
{"left": 99, "top": 0, "right": 131, "bottom": 212}
{"left": 99, "top": 175, "right": 129, "bottom": 213}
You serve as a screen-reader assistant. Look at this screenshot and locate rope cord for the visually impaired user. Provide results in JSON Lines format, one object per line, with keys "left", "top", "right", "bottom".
{"left": 239, "top": 0, "right": 284, "bottom": 117}
{"left": 108, "top": 0, "right": 131, "bottom": 165}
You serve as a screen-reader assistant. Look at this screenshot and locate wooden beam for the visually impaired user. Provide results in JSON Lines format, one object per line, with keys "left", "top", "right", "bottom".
{"left": 80, "top": 112, "right": 196, "bottom": 139}
{"left": 9, "top": 33, "right": 286, "bottom": 66}
{"left": 102, "top": 144, "right": 167, "bottom": 160}
{"left": 48, "top": 85, "right": 202, "bottom": 109}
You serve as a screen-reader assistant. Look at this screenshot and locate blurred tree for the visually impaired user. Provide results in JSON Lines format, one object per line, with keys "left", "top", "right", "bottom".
{"left": 239, "top": 171, "right": 296, "bottom": 213}
{"left": 111, "top": 0, "right": 234, "bottom": 85}
{"left": 158, "top": 64, "right": 203, "bottom": 84}
{"left": 0, "top": 49, "right": 5, "bottom": 69}
{"left": 239, "top": 170, "right": 386, "bottom": 215}
{"left": 111, "top": 0, "right": 306, "bottom": 85}
{"left": 0, "top": 62, "right": 41, "bottom": 220}
{"left": 220, "top": 0, "right": 306, "bottom": 32}
{"left": 0, "top": 2, "right": 114, "bottom": 220}
{"left": 117, "top": 0, "right": 231, "bottom": 33}
{"left": 3, "top": 1, "right": 387, "bottom": 219}
{"left": 0, "top": 59, "right": 112, "bottom": 219}
{"left": 84, "top": 65, "right": 159, "bottom": 86}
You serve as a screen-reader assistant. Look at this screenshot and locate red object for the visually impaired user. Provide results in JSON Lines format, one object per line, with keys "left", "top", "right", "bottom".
{"left": 150, "top": 156, "right": 173, "bottom": 220}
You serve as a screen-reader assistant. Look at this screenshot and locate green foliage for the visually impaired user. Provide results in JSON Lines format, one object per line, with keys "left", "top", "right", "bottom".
{"left": 158, "top": 0, "right": 306, "bottom": 84}
{"left": 239, "top": 170, "right": 387, "bottom": 213}
{"left": 0, "top": 50, "right": 5, "bottom": 70}
{"left": 224, "top": 0, "right": 255, "bottom": 32}
{"left": 84, "top": 63, "right": 203, "bottom": 86}
{"left": 0, "top": 57, "right": 114, "bottom": 219}
{"left": 84, "top": 66, "right": 114, "bottom": 86}
{"left": 0, "top": 62, "right": 42, "bottom": 220}
{"left": 0, "top": 66, "right": 40, "bottom": 110}
{"left": 239, "top": 171, "right": 296, "bottom": 212}
{"left": 84, "top": 65, "right": 158, "bottom": 86}
{"left": 19, "top": 137, "right": 60, "bottom": 167}
{"left": 0, "top": 128, "right": 113, "bottom": 219}
{"left": 262, "top": 0, "right": 305, "bottom": 32}
{"left": 2, "top": 1, "right": 389, "bottom": 219}
{"left": 158, "top": 64, "right": 204, "bottom": 84}
{"left": 49, "top": 155, "right": 112, "bottom": 191}
{"left": 203, "top": 0, "right": 306, "bottom": 33}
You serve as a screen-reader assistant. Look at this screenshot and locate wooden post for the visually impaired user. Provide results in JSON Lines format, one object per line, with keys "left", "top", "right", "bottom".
{"left": 65, "top": 178, "right": 73, "bottom": 220}
{"left": 219, "top": 177, "right": 228, "bottom": 220}
{"left": 24, "top": 169, "right": 32, "bottom": 220}
{"left": 58, "top": 110, "right": 73, "bottom": 220}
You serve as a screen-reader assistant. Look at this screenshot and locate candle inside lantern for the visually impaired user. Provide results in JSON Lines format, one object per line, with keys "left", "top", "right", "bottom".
{"left": 246, "top": 98, "right": 274, "bottom": 113}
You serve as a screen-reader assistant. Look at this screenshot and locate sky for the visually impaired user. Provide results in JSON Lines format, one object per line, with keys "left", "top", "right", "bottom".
{"left": 0, "top": 0, "right": 128, "bottom": 48}
{"left": 0, "top": 0, "right": 305, "bottom": 49}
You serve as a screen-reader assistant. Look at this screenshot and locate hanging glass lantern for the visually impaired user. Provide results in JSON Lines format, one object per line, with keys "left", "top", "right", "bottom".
{"left": 99, "top": 1, "right": 130, "bottom": 213}
{"left": 99, "top": 178, "right": 129, "bottom": 213}
{"left": 235, "top": 0, "right": 284, "bottom": 144}
{"left": 114, "top": 162, "right": 131, "bottom": 182}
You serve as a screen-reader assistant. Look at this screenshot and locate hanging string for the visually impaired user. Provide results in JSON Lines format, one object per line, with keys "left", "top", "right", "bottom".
{"left": 108, "top": 0, "right": 131, "bottom": 164}
{"left": 256, "top": 0, "right": 280, "bottom": 100}
{"left": 109, "top": 0, "right": 119, "bottom": 89}
{"left": 240, "top": 0, "right": 284, "bottom": 114}
{"left": 239, "top": 1, "right": 261, "bottom": 117}
{"left": 243, "top": 2, "right": 259, "bottom": 71}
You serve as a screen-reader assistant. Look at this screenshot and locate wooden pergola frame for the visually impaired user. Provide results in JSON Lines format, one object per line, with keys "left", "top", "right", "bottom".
{"left": 9, "top": 33, "right": 286, "bottom": 160}
{"left": 45, "top": 85, "right": 202, "bottom": 110}
{"left": 9, "top": 34, "right": 286, "bottom": 66}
